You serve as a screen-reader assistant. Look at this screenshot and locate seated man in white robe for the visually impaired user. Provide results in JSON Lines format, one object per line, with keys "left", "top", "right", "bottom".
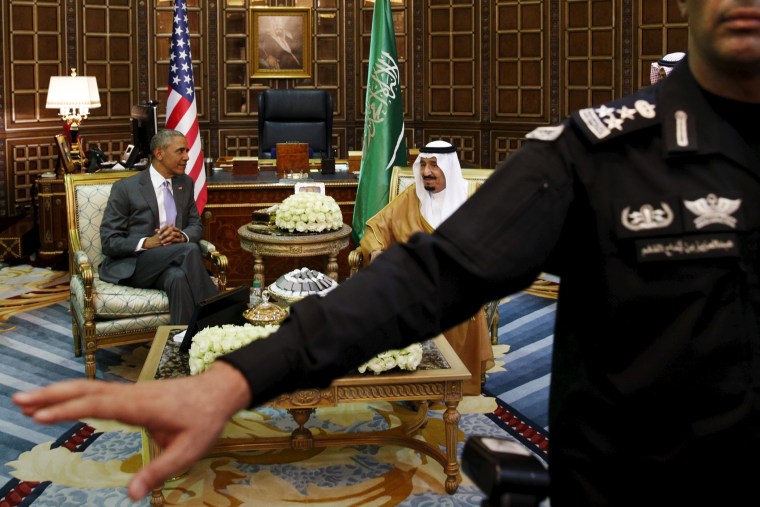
{"left": 360, "top": 140, "right": 494, "bottom": 395}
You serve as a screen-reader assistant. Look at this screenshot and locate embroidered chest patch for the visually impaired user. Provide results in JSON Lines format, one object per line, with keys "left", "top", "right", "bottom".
{"left": 615, "top": 192, "right": 746, "bottom": 239}
{"left": 683, "top": 194, "right": 742, "bottom": 230}
{"left": 621, "top": 202, "right": 674, "bottom": 232}
{"left": 635, "top": 233, "right": 740, "bottom": 262}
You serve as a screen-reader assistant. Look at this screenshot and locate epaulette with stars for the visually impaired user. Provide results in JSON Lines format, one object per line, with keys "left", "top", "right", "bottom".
{"left": 570, "top": 86, "right": 659, "bottom": 144}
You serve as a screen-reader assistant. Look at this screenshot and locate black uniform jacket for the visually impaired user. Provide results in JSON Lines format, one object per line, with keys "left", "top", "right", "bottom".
{"left": 222, "top": 61, "right": 760, "bottom": 505}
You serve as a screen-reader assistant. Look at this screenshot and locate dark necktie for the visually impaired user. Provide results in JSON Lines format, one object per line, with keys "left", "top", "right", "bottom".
{"left": 163, "top": 180, "right": 177, "bottom": 226}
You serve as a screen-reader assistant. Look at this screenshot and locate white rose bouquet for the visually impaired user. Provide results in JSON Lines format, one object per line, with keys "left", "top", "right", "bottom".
{"left": 275, "top": 192, "right": 344, "bottom": 233}
{"left": 188, "top": 324, "right": 279, "bottom": 375}
{"left": 357, "top": 343, "right": 424, "bottom": 375}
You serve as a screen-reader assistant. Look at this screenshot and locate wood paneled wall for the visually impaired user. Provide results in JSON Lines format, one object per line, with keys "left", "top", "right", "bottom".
{"left": 0, "top": 0, "right": 687, "bottom": 217}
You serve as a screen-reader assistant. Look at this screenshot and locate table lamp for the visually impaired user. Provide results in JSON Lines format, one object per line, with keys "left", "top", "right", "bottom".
{"left": 45, "top": 68, "right": 100, "bottom": 160}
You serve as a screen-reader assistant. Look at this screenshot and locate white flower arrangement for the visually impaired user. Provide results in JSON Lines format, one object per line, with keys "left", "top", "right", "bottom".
{"left": 357, "top": 343, "right": 424, "bottom": 375}
{"left": 188, "top": 324, "right": 279, "bottom": 375}
{"left": 275, "top": 192, "right": 344, "bottom": 233}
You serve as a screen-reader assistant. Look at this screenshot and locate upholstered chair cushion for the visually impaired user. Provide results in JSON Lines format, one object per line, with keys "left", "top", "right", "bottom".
{"left": 74, "top": 183, "right": 112, "bottom": 269}
{"left": 70, "top": 275, "right": 169, "bottom": 318}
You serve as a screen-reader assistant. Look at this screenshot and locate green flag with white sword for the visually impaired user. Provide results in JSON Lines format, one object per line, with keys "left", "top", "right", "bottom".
{"left": 351, "top": 0, "right": 407, "bottom": 244}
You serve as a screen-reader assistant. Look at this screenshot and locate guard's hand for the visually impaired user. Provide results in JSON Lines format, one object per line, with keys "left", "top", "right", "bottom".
{"left": 12, "top": 361, "right": 251, "bottom": 501}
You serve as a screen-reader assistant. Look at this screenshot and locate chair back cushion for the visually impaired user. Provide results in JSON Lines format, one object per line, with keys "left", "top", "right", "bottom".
{"left": 389, "top": 166, "right": 494, "bottom": 201}
{"left": 65, "top": 171, "right": 140, "bottom": 270}
{"left": 258, "top": 89, "right": 333, "bottom": 158}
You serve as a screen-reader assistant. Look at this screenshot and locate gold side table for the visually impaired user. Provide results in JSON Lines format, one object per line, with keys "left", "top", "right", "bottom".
{"left": 238, "top": 223, "right": 352, "bottom": 284}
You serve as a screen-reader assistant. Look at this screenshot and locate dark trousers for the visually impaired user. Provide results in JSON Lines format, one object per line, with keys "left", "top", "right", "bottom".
{"left": 127, "top": 242, "right": 218, "bottom": 324}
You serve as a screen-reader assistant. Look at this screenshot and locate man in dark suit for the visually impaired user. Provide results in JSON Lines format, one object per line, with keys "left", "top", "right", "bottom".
{"left": 98, "top": 129, "right": 218, "bottom": 324}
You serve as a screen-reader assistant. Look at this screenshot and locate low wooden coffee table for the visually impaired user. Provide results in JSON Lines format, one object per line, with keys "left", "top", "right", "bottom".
{"left": 139, "top": 325, "right": 471, "bottom": 505}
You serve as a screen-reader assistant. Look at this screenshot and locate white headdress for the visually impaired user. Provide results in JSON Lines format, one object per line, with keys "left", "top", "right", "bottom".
{"left": 412, "top": 140, "right": 468, "bottom": 228}
{"left": 650, "top": 52, "right": 686, "bottom": 84}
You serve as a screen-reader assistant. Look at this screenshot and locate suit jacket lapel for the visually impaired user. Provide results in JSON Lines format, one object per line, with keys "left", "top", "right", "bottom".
{"left": 172, "top": 175, "right": 185, "bottom": 229}
{"left": 139, "top": 170, "right": 160, "bottom": 228}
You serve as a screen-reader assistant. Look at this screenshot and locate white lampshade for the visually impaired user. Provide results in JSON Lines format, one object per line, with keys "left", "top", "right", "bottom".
{"left": 46, "top": 75, "right": 101, "bottom": 115}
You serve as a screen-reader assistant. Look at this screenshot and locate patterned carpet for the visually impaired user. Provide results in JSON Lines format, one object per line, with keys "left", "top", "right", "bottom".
{"left": 0, "top": 270, "right": 556, "bottom": 506}
{"left": 0, "top": 264, "right": 69, "bottom": 328}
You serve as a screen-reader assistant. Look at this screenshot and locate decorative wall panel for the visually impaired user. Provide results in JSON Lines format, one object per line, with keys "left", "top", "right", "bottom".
{"left": 7, "top": 0, "right": 63, "bottom": 126}
{"left": 8, "top": 138, "right": 57, "bottom": 209}
{"left": 492, "top": 132, "right": 527, "bottom": 166}
{"left": 0, "top": 0, "right": 694, "bottom": 218}
{"left": 564, "top": 0, "right": 617, "bottom": 116}
{"left": 82, "top": 0, "right": 135, "bottom": 120}
{"left": 635, "top": 0, "right": 688, "bottom": 88}
{"left": 423, "top": 130, "right": 480, "bottom": 167}
{"left": 493, "top": 0, "right": 546, "bottom": 121}
{"left": 311, "top": 2, "right": 342, "bottom": 123}
{"left": 426, "top": 0, "right": 478, "bottom": 118}
{"left": 3, "top": 0, "right": 64, "bottom": 214}
{"left": 220, "top": 128, "right": 259, "bottom": 158}
{"left": 221, "top": 1, "right": 254, "bottom": 118}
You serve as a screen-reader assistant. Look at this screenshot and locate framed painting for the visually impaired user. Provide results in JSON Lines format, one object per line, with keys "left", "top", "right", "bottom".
{"left": 250, "top": 7, "right": 312, "bottom": 79}
{"left": 54, "top": 134, "right": 75, "bottom": 175}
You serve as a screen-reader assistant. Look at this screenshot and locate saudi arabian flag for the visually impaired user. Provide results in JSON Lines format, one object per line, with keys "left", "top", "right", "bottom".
{"left": 351, "top": 0, "right": 407, "bottom": 244}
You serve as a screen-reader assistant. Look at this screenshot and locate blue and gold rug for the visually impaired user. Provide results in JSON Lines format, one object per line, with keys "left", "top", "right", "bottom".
{"left": 1, "top": 284, "right": 555, "bottom": 506}
{"left": 0, "top": 264, "right": 68, "bottom": 328}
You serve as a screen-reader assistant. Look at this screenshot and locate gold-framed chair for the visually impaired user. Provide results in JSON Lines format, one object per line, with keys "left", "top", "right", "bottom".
{"left": 348, "top": 166, "right": 500, "bottom": 344}
{"left": 65, "top": 171, "right": 228, "bottom": 379}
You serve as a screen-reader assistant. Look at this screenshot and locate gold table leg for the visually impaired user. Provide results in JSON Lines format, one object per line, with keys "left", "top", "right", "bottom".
{"left": 289, "top": 408, "right": 315, "bottom": 450}
{"left": 253, "top": 255, "right": 265, "bottom": 285}
{"left": 150, "top": 486, "right": 164, "bottom": 506}
{"left": 443, "top": 400, "right": 462, "bottom": 494}
{"left": 326, "top": 254, "right": 339, "bottom": 281}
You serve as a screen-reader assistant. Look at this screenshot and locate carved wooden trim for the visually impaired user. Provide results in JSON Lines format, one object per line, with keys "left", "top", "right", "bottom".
{"left": 337, "top": 382, "right": 446, "bottom": 401}
{"left": 550, "top": 0, "right": 560, "bottom": 123}
{"left": 208, "top": 2, "right": 219, "bottom": 157}
{"left": 137, "top": 0, "right": 148, "bottom": 103}
{"left": 281, "top": 388, "right": 336, "bottom": 406}
{"left": 0, "top": 4, "right": 4, "bottom": 134}
{"left": 480, "top": 0, "right": 490, "bottom": 166}
{"left": 622, "top": 0, "right": 633, "bottom": 97}
{"left": 345, "top": 0, "right": 355, "bottom": 151}
{"left": 0, "top": 4, "right": 4, "bottom": 213}
{"left": 66, "top": 0, "right": 76, "bottom": 72}
{"left": 413, "top": 0, "right": 422, "bottom": 145}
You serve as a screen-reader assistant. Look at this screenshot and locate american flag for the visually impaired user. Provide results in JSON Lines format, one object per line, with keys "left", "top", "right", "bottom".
{"left": 166, "top": 0, "right": 206, "bottom": 212}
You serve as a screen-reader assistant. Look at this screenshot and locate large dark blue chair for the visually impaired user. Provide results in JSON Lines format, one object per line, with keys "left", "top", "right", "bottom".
{"left": 257, "top": 89, "right": 333, "bottom": 159}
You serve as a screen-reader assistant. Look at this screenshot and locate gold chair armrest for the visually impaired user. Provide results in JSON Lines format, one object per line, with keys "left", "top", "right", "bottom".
{"left": 348, "top": 247, "right": 364, "bottom": 278}
{"left": 72, "top": 249, "right": 94, "bottom": 287}
{"left": 71, "top": 248, "right": 95, "bottom": 322}
{"left": 200, "top": 240, "right": 228, "bottom": 291}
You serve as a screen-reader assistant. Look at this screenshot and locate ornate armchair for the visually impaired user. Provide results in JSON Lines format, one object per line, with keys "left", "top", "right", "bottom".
{"left": 348, "top": 166, "right": 500, "bottom": 343}
{"left": 65, "top": 172, "right": 228, "bottom": 379}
